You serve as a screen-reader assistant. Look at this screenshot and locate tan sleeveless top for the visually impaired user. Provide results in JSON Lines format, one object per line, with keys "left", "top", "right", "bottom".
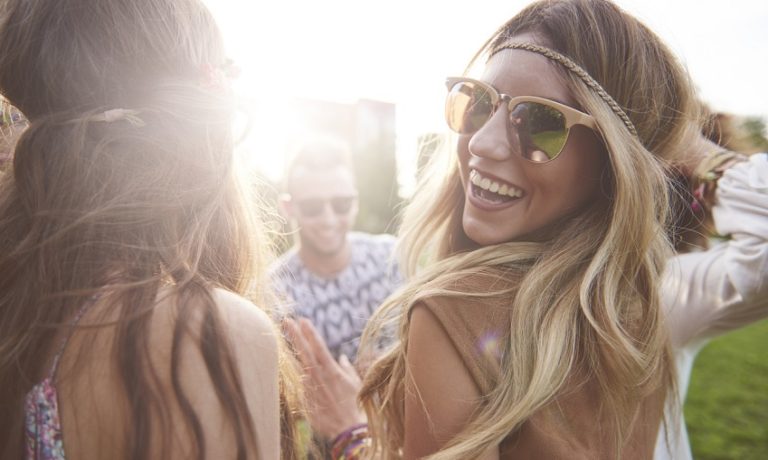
{"left": 412, "top": 270, "right": 665, "bottom": 459}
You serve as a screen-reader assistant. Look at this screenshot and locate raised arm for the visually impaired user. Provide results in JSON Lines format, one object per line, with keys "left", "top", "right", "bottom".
{"left": 663, "top": 153, "right": 768, "bottom": 347}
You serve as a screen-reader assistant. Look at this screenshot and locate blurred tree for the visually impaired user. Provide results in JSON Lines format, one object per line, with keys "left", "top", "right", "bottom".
{"left": 354, "top": 139, "right": 400, "bottom": 234}
{"left": 740, "top": 117, "right": 768, "bottom": 153}
{"left": 351, "top": 100, "right": 401, "bottom": 235}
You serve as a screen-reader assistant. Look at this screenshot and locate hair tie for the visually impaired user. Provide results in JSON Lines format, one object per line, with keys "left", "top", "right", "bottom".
{"left": 89, "top": 109, "right": 145, "bottom": 127}
{"left": 201, "top": 58, "right": 241, "bottom": 90}
{"left": 690, "top": 149, "right": 746, "bottom": 214}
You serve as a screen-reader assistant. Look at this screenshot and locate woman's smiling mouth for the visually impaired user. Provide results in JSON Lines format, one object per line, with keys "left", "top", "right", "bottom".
{"left": 468, "top": 169, "right": 526, "bottom": 209}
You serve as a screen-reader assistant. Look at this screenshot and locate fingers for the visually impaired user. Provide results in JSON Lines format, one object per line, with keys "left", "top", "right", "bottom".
{"left": 298, "top": 317, "right": 338, "bottom": 369}
{"left": 283, "top": 317, "right": 318, "bottom": 370}
{"left": 339, "top": 354, "right": 363, "bottom": 386}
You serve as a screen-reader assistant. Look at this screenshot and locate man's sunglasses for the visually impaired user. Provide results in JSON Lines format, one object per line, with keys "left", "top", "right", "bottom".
{"left": 445, "top": 77, "right": 597, "bottom": 163}
{"left": 293, "top": 195, "right": 357, "bottom": 218}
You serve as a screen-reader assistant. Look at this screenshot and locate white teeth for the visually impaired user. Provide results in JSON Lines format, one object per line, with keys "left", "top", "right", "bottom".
{"left": 470, "top": 170, "right": 523, "bottom": 198}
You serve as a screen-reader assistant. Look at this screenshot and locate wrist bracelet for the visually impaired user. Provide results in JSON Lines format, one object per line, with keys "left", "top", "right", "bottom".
{"left": 330, "top": 423, "right": 370, "bottom": 460}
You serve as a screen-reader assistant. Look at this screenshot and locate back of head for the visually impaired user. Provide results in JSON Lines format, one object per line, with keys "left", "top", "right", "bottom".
{"left": 0, "top": 0, "right": 224, "bottom": 118}
{"left": 0, "top": 1, "right": 301, "bottom": 458}
{"left": 0, "top": 0, "right": 251, "bottom": 287}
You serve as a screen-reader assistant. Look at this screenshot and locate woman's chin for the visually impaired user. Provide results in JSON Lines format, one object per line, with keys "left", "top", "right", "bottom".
{"left": 462, "top": 219, "right": 517, "bottom": 247}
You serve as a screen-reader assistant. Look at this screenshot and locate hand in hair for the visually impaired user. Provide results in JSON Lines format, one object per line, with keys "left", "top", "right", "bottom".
{"left": 283, "top": 317, "right": 367, "bottom": 439}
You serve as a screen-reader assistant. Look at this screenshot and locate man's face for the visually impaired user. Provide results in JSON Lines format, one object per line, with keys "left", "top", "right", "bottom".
{"left": 285, "top": 165, "right": 358, "bottom": 257}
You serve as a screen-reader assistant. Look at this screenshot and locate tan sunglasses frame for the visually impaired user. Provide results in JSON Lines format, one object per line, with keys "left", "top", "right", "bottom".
{"left": 445, "top": 76, "right": 597, "bottom": 134}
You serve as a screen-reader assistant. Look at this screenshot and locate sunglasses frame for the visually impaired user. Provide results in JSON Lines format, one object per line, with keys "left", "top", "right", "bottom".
{"left": 445, "top": 76, "right": 598, "bottom": 162}
{"left": 282, "top": 194, "right": 358, "bottom": 218}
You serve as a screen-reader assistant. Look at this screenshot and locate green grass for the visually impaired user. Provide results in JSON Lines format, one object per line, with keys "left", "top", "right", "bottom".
{"left": 685, "top": 319, "right": 768, "bottom": 459}
{"left": 530, "top": 131, "right": 564, "bottom": 159}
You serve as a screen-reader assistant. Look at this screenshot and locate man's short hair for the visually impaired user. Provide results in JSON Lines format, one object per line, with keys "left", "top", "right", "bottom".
{"left": 282, "top": 136, "right": 354, "bottom": 192}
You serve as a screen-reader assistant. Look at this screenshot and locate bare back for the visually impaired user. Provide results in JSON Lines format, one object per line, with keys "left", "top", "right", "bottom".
{"left": 52, "top": 287, "right": 279, "bottom": 459}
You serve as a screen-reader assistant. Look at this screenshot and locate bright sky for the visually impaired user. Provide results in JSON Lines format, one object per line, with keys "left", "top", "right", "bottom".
{"left": 205, "top": 0, "right": 768, "bottom": 186}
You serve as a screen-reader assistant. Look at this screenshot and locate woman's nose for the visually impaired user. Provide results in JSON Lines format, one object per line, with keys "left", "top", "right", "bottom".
{"left": 467, "top": 107, "right": 519, "bottom": 161}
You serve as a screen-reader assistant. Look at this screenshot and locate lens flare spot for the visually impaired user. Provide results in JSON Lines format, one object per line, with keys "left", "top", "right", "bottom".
{"left": 476, "top": 330, "right": 503, "bottom": 361}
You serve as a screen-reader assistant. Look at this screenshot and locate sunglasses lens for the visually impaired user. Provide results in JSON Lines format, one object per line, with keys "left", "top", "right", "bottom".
{"left": 296, "top": 196, "right": 356, "bottom": 217}
{"left": 330, "top": 196, "right": 355, "bottom": 214}
{"left": 510, "top": 102, "right": 568, "bottom": 162}
{"left": 296, "top": 199, "right": 324, "bottom": 217}
{"left": 446, "top": 81, "right": 494, "bottom": 134}
{"left": 446, "top": 79, "right": 575, "bottom": 163}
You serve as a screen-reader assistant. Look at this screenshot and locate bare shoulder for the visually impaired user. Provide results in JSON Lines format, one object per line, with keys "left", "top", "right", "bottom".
{"left": 407, "top": 303, "right": 466, "bottom": 372}
{"left": 59, "top": 288, "right": 282, "bottom": 459}
{"left": 209, "top": 288, "right": 280, "bottom": 459}
{"left": 209, "top": 288, "right": 279, "bottom": 354}
{"left": 403, "top": 303, "right": 495, "bottom": 458}
{"left": 153, "top": 287, "right": 280, "bottom": 459}
{"left": 407, "top": 303, "right": 481, "bottom": 403}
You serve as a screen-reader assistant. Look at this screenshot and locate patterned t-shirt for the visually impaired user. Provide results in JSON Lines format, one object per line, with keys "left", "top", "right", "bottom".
{"left": 271, "top": 232, "right": 402, "bottom": 360}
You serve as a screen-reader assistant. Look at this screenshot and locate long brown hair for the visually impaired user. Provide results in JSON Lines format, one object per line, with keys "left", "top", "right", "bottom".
{"left": 360, "top": 0, "right": 700, "bottom": 457}
{"left": 0, "top": 0, "right": 301, "bottom": 458}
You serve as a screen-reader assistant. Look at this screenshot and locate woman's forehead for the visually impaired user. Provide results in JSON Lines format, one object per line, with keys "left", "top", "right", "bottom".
{"left": 482, "top": 49, "right": 575, "bottom": 106}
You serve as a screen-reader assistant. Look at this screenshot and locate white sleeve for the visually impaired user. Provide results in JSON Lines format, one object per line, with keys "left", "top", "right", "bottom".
{"left": 663, "top": 153, "right": 768, "bottom": 347}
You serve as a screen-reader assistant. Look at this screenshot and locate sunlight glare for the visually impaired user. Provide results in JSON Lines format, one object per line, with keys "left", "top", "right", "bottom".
{"left": 207, "top": 0, "right": 768, "bottom": 193}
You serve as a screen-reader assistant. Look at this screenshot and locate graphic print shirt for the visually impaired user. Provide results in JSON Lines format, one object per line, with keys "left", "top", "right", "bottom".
{"left": 271, "top": 232, "right": 402, "bottom": 360}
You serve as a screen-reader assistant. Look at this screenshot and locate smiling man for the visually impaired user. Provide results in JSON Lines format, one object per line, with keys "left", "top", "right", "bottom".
{"left": 271, "top": 138, "right": 401, "bottom": 360}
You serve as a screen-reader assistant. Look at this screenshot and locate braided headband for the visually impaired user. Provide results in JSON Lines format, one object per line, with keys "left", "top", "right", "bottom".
{"left": 490, "top": 42, "right": 638, "bottom": 138}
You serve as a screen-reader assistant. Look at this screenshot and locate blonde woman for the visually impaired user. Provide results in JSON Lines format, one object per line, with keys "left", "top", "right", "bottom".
{"left": 286, "top": 17, "right": 768, "bottom": 460}
{"left": 289, "top": 0, "right": 767, "bottom": 459}
{"left": 0, "top": 0, "right": 302, "bottom": 458}
{"left": 289, "top": 131, "right": 768, "bottom": 459}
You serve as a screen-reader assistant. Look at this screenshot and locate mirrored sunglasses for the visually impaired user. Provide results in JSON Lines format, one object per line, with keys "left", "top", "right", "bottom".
{"left": 295, "top": 195, "right": 357, "bottom": 218}
{"left": 445, "top": 77, "right": 597, "bottom": 163}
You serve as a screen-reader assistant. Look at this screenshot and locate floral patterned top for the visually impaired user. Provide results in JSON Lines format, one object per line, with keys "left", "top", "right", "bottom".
{"left": 24, "top": 302, "right": 92, "bottom": 460}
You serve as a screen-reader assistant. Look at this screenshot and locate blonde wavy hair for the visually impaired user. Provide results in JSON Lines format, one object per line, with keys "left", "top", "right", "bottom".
{"left": 359, "top": 0, "right": 701, "bottom": 458}
{"left": 0, "top": 0, "right": 302, "bottom": 458}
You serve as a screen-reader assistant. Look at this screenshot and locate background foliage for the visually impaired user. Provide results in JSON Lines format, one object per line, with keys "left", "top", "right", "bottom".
{"left": 686, "top": 319, "right": 768, "bottom": 459}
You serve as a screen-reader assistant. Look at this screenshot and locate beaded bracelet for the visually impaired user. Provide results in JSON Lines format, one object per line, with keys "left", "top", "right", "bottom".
{"left": 330, "top": 423, "right": 371, "bottom": 460}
